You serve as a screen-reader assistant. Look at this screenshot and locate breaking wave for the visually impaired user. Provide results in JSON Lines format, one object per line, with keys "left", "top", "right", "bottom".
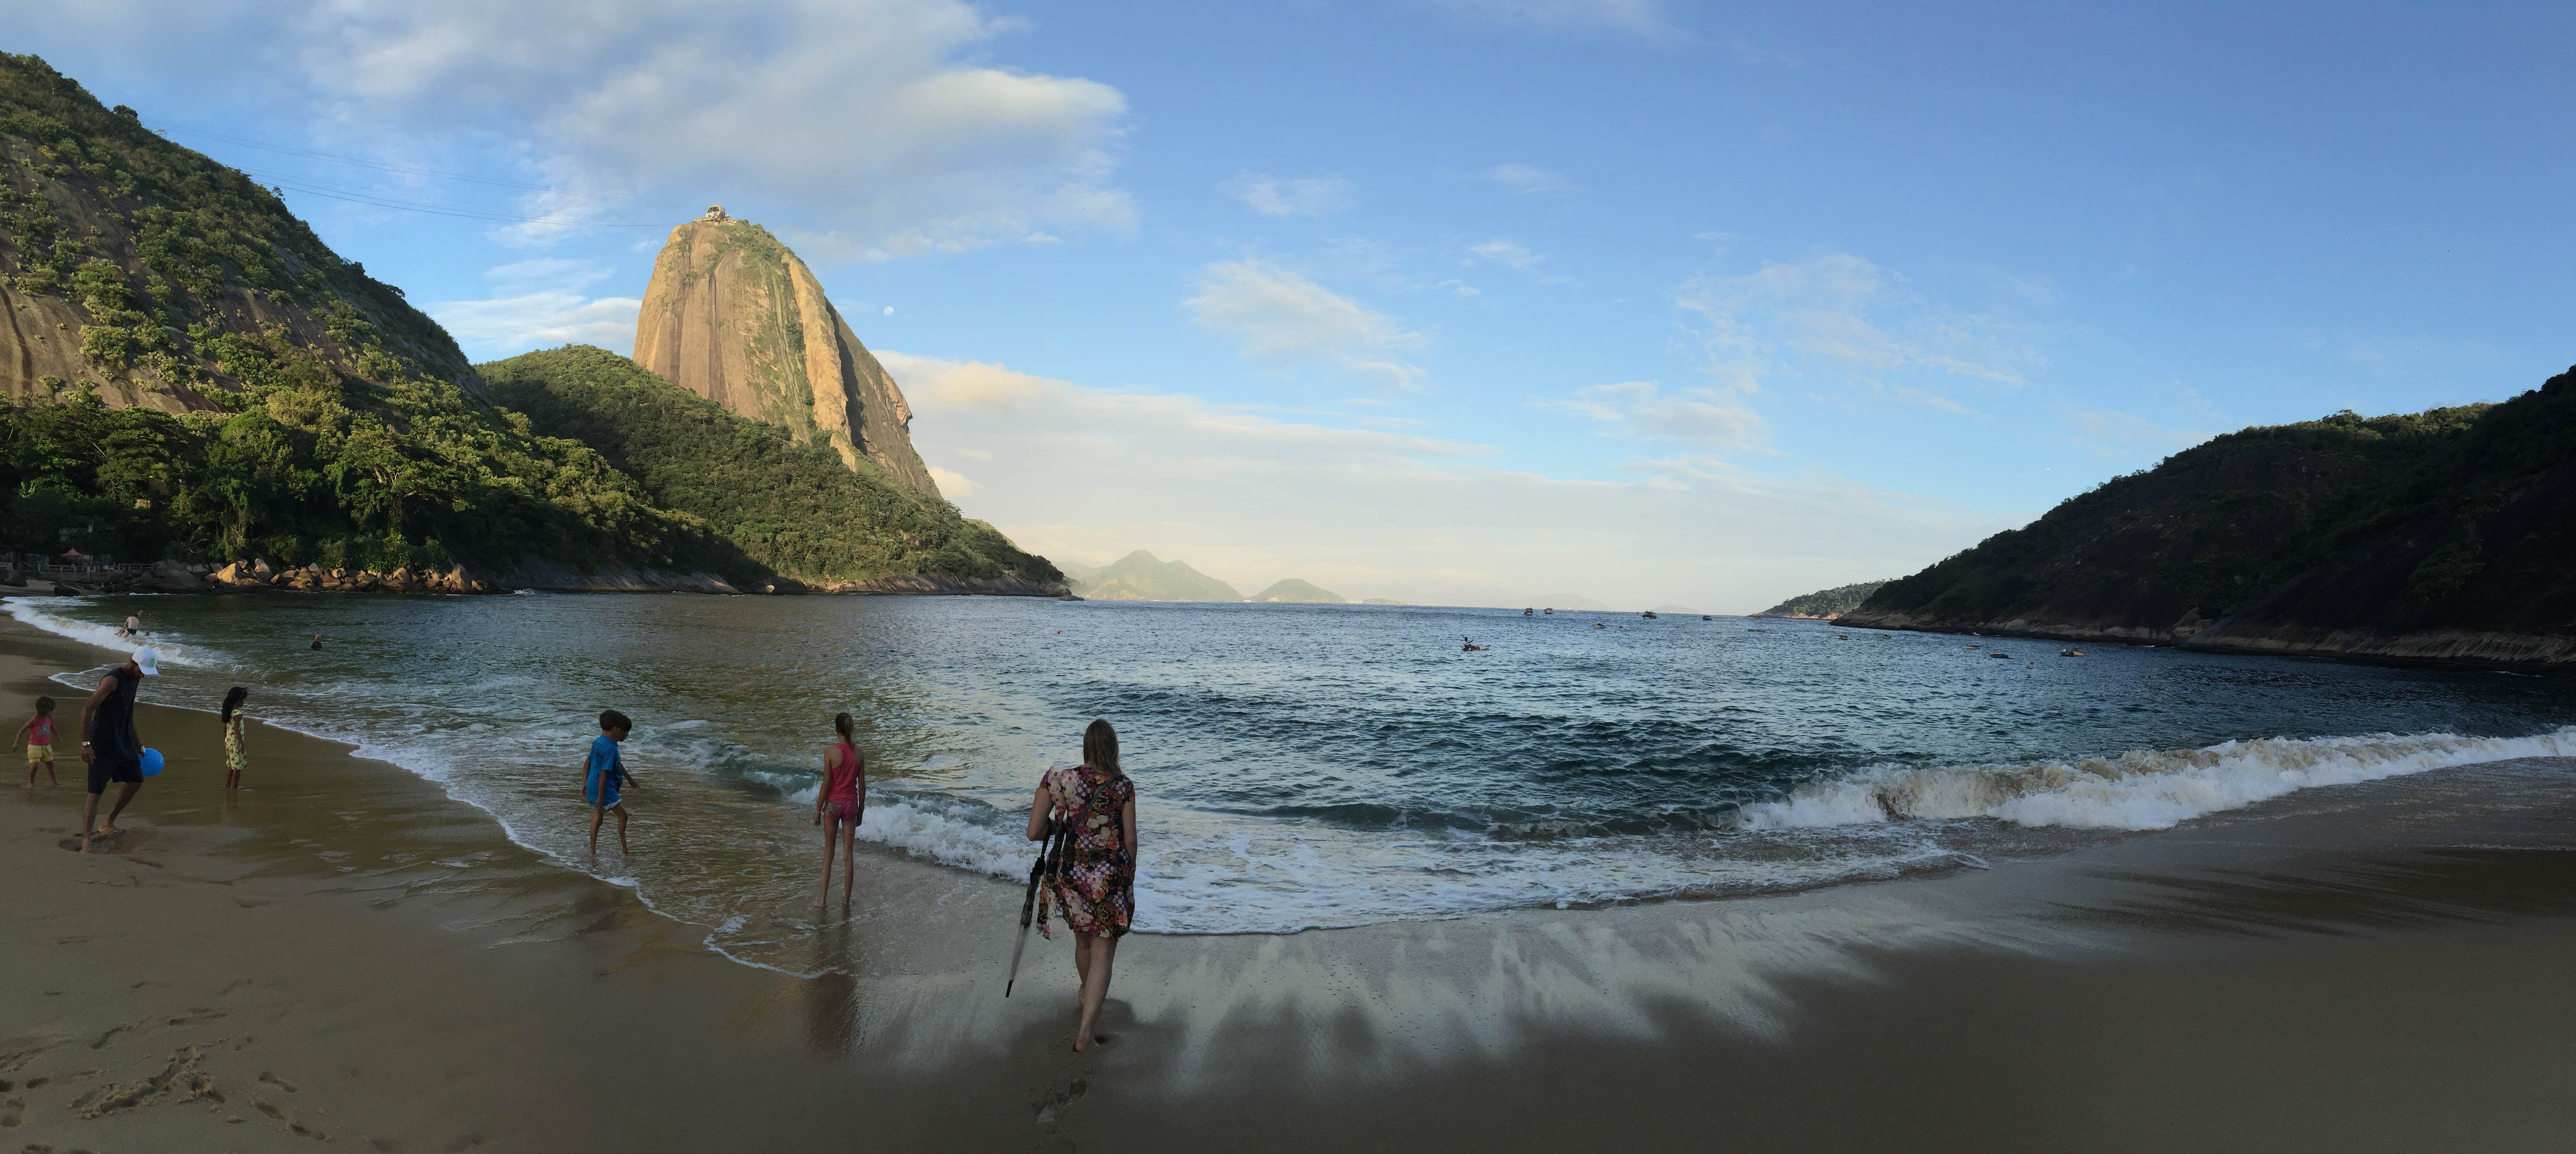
{"left": 1738, "top": 728, "right": 2576, "bottom": 832}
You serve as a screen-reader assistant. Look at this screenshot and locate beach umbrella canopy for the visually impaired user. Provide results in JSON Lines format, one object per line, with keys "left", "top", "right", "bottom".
{"left": 60, "top": 549, "right": 86, "bottom": 559}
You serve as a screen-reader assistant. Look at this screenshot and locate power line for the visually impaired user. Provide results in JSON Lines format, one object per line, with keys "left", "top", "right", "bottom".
{"left": 145, "top": 120, "right": 680, "bottom": 206}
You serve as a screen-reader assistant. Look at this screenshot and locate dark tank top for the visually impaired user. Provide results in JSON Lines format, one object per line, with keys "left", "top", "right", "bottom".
{"left": 89, "top": 666, "right": 140, "bottom": 760}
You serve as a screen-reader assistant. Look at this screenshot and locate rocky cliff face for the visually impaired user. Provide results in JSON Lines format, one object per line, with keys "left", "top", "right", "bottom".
{"left": 633, "top": 212, "right": 939, "bottom": 498}
{"left": 1840, "top": 367, "right": 2576, "bottom": 668}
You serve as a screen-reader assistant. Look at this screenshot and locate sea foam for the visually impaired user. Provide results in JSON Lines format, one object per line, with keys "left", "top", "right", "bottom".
{"left": 1736, "top": 728, "right": 2576, "bottom": 832}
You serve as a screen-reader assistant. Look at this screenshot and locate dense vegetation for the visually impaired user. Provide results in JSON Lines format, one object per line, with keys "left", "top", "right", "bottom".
{"left": 1752, "top": 580, "right": 1889, "bottom": 619}
{"left": 481, "top": 346, "right": 1061, "bottom": 587}
{"left": 0, "top": 53, "right": 471, "bottom": 393}
{"left": 1860, "top": 366, "right": 2576, "bottom": 627}
{"left": 0, "top": 54, "right": 724, "bottom": 574}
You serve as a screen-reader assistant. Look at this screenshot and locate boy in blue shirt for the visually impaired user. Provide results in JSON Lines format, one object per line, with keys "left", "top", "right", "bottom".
{"left": 586, "top": 710, "right": 637, "bottom": 855}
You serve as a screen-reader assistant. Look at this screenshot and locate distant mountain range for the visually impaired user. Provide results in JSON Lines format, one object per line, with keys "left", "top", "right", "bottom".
{"left": 1061, "top": 550, "right": 1348, "bottom": 604}
{"left": 1753, "top": 581, "right": 1892, "bottom": 620}
{"left": 1527, "top": 594, "right": 1612, "bottom": 612}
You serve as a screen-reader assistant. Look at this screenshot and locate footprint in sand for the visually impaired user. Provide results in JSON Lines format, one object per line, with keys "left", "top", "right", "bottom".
{"left": 2, "top": 1096, "right": 23, "bottom": 1126}
{"left": 259, "top": 1072, "right": 297, "bottom": 1093}
{"left": 1032, "top": 1078, "right": 1088, "bottom": 1126}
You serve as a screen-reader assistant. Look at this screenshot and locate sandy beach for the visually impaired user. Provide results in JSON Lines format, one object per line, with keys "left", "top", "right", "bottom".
{"left": 7, "top": 615, "right": 2576, "bottom": 1152}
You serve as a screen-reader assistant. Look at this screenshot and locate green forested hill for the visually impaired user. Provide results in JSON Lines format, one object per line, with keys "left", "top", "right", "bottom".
{"left": 0, "top": 53, "right": 720, "bottom": 576}
{"left": 1751, "top": 580, "right": 1889, "bottom": 619}
{"left": 481, "top": 346, "right": 1062, "bottom": 590}
{"left": 1844, "top": 366, "right": 2576, "bottom": 666}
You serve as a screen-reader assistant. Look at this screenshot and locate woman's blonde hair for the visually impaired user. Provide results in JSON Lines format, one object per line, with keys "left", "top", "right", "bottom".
{"left": 1083, "top": 718, "right": 1121, "bottom": 778}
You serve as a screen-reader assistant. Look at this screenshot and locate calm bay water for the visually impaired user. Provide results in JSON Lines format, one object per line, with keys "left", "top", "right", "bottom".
{"left": 14, "top": 592, "right": 2575, "bottom": 971}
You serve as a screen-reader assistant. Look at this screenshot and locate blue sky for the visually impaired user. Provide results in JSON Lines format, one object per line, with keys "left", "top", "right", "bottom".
{"left": 18, "top": 0, "right": 2574, "bottom": 609}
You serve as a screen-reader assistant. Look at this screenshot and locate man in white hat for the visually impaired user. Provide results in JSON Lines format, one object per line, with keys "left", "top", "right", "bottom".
{"left": 77, "top": 648, "right": 155, "bottom": 853}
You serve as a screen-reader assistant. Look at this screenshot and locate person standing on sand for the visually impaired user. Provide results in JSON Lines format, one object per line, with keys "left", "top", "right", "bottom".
{"left": 77, "top": 648, "right": 156, "bottom": 853}
{"left": 219, "top": 686, "right": 250, "bottom": 791}
{"left": 585, "top": 710, "right": 635, "bottom": 855}
{"left": 1025, "top": 718, "right": 1138, "bottom": 1052}
{"left": 813, "top": 711, "right": 867, "bottom": 908}
{"left": 15, "top": 695, "right": 59, "bottom": 787}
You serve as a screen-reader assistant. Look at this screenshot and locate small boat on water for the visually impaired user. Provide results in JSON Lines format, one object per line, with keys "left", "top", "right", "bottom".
{"left": 1523, "top": 608, "right": 1534, "bottom": 617}
{"left": 1641, "top": 611, "right": 1657, "bottom": 620}
{"left": 1543, "top": 608, "right": 1555, "bottom": 615}
{"left": 1988, "top": 652, "right": 2011, "bottom": 659}
{"left": 1702, "top": 615, "right": 1712, "bottom": 621}
{"left": 2061, "top": 647, "right": 2086, "bottom": 656}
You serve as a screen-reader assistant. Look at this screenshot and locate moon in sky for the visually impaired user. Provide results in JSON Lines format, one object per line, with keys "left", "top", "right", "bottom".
{"left": 882, "top": 305, "right": 894, "bottom": 316}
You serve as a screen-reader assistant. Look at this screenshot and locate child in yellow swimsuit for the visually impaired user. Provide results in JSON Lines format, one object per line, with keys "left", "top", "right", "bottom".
{"left": 220, "top": 686, "right": 249, "bottom": 790}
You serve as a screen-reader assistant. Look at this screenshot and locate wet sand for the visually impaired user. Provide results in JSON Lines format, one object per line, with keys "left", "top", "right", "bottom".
{"left": 5, "top": 616, "right": 2576, "bottom": 1151}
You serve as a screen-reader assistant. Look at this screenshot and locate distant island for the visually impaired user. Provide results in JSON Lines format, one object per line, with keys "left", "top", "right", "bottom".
{"left": 1249, "top": 578, "right": 1344, "bottom": 603}
{"left": 1751, "top": 581, "right": 1891, "bottom": 620}
{"left": 1841, "top": 367, "right": 2576, "bottom": 668}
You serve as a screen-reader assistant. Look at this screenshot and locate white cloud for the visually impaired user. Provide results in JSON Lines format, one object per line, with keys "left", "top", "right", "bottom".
{"left": 1537, "top": 381, "right": 1768, "bottom": 449}
{"left": 1487, "top": 163, "right": 1568, "bottom": 194}
{"left": 926, "top": 466, "right": 978, "bottom": 497}
{"left": 1224, "top": 174, "right": 1355, "bottom": 217}
{"left": 1676, "top": 252, "right": 2044, "bottom": 400}
{"left": 120, "top": 0, "right": 1142, "bottom": 259}
{"left": 1424, "top": 0, "right": 1674, "bottom": 37}
{"left": 1183, "top": 260, "right": 1427, "bottom": 390}
{"left": 427, "top": 259, "right": 638, "bottom": 358}
{"left": 1469, "top": 238, "right": 1543, "bottom": 271}
{"left": 880, "top": 352, "right": 1999, "bottom": 612}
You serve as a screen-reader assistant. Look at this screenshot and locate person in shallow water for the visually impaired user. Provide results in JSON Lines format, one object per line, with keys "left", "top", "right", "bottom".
{"left": 585, "top": 710, "right": 635, "bottom": 855}
{"left": 813, "top": 711, "right": 866, "bottom": 908}
{"left": 219, "top": 685, "right": 250, "bottom": 791}
{"left": 78, "top": 648, "right": 156, "bottom": 852}
{"left": 1027, "top": 718, "right": 1139, "bottom": 1052}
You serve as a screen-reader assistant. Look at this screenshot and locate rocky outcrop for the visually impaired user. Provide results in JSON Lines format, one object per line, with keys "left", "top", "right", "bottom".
{"left": 1752, "top": 580, "right": 1891, "bottom": 620}
{"left": 631, "top": 214, "right": 938, "bottom": 497}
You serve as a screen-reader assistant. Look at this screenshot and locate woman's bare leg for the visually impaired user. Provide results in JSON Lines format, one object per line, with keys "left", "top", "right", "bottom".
{"left": 818, "top": 812, "right": 840, "bottom": 906}
{"left": 839, "top": 816, "right": 856, "bottom": 903}
{"left": 1072, "top": 928, "right": 1093, "bottom": 993}
{"left": 1074, "top": 933, "right": 1118, "bottom": 1050}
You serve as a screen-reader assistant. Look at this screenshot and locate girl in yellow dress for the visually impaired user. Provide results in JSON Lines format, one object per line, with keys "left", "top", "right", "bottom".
{"left": 219, "top": 686, "right": 249, "bottom": 790}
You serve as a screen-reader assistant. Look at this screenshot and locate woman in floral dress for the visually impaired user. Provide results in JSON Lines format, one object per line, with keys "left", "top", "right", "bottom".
{"left": 1025, "top": 718, "right": 1138, "bottom": 1052}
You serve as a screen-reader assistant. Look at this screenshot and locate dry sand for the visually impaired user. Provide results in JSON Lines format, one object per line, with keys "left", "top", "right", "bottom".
{"left": 4, "top": 617, "right": 2576, "bottom": 1151}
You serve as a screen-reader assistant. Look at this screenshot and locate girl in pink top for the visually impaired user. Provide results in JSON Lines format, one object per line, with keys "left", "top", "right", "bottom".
{"left": 813, "top": 711, "right": 866, "bottom": 908}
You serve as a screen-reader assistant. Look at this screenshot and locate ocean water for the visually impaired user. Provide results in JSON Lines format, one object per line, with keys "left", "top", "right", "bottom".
{"left": 14, "top": 592, "right": 2576, "bottom": 968}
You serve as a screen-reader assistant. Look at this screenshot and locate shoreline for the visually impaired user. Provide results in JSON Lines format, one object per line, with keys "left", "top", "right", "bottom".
{"left": 10, "top": 620, "right": 2576, "bottom": 1149}
{"left": 1832, "top": 613, "right": 2576, "bottom": 675}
